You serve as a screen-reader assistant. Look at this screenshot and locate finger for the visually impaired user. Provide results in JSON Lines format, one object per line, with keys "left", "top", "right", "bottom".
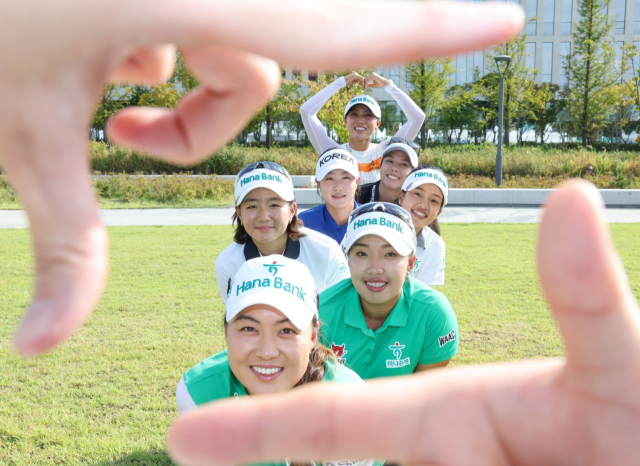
{"left": 122, "top": 0, "right": 523, "bottom": 70}
{"left": 107, "top": 47, "right": 280, "bottom": 164}
{"left": 538, "top": 180, "right": 640, "bottom": 395}
{"left": 168, "top": 361, "right": 559, "bottom": 466}
{"left": 108, "top": 45, "right": 177, "bottom": 84}
{"left": 0, "top": 90, "right": 108, "bottom": 355}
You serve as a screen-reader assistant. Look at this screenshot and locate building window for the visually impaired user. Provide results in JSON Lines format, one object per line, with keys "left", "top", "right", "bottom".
{"left": 544, "top": 0, "right": 555, "bottom": 35}
{"left": 561, "top": 0, "right": 573, "bottom": 34}
{"left": 405, "top": 69, "right": 414, "bottom": 90}
{"left": 526, "top": 43, "right": 536, "bottom": 72}
{"left": 390, "top": 66, "right": 401, "bottom": 86}
{"left": 292, "top": 68, "right": 302, "bottom": 77}
{"left": 635, "top": 0, "right": 640, "bottom": 32}
{"left": 542, "top": 42, "right": 553, "bottom": 82}
{"left": 615, "top": 0, "right": 626, "bottom": 33}
{"left": 456, "top": 54, "right": 467, "bottom": 85}
{"left": 308, "top": 70, "right": 318, "bottom": 81}
{"left": 559, "top": 42, "right": 571, "bottom": 86}
{"left": 526, "top": 0, "right": 538, "bottom": 35}
{"left": 474, "top": 50, "right": 485, "bottom": 78}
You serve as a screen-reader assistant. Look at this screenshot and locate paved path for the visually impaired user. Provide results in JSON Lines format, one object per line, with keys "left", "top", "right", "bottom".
{"left": 3, "top": 207, "right": 640, "bottom": 229}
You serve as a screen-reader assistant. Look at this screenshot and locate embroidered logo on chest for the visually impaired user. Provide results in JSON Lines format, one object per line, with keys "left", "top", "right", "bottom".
{"left": 386, "top": 342, "right": 411, "bottom": 368}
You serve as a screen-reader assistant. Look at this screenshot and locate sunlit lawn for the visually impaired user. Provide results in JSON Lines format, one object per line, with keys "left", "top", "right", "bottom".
{"left": 0, "top": 223, "right": 638, "bottom": 465}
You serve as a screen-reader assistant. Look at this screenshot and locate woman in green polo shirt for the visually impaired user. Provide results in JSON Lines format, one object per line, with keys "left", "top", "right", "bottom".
{"left": 176, "top": 255, "right": 376, "bottom": 465}
{"left": 320, "top": 203, "right": 459, "bottom": 380}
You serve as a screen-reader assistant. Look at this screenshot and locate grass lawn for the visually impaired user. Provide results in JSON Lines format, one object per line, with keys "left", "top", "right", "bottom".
{"left": 0, "top": 224, "right": 638, "bottom": 465}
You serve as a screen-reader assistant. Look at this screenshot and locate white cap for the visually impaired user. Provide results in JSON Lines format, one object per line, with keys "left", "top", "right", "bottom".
{"left": 235, "top": 166, "right": 295, "bottom": 206}
{"left": 344, "top": 95, "right": 381, "bottom": 119}
{"left": 316, "top": 148, "right": 360, "bottom": 181}
{"left": 226, "top": 256, "right": 318, "bottom": 330}
{"left": 341, "top": 204, "right": 416, "bottom": 257}
{"left": 401, "top": 169, "right": 449, "bottom": 206}
{"left": 382, "top": 143, "right": 419, "bottom": 168}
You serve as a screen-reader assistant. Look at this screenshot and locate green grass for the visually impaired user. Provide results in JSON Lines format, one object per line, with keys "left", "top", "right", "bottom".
{"left": 0, "top": 224, "right": 639, "bottom": 464}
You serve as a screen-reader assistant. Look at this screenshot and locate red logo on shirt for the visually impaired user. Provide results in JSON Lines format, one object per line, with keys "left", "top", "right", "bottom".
{"left": 331, "top": 343, "right": 347, "bottom": 357}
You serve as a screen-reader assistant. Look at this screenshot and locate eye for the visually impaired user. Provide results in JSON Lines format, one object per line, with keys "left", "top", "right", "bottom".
{"left": 240, "top": 326, "right": 257, "bottom": 332}
{"left": 385, "top": 251, "right": 397, "bottom": 257}
{"left": 356, "top": 251, "right": 367, "bottom": 257}
{"left": 270, "top": 202, "right": 283, "bottom": 208}
{"left": 280, "top": 327, "right": 299, "bottom": 335}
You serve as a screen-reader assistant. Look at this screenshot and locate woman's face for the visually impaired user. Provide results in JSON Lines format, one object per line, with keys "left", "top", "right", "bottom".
{"left": 318, "top": 169, "right": 359, "bottom": 210}
{"left": 348, "top": 234, "right": 414, "bottom": 311}
{"left": 344, "top": 104, "right": 380, "bottom": 143}
{"left": 226, "top": 305, "right": 316, "bottom": 395}
{"left": 380, "top": 151, "right": 413, "bottom": 192}
{"left": 399, "top": 184, "right": 444, "bottom": 232}
{"left": 236, "top": 188, "right": 295, "bottom": 247}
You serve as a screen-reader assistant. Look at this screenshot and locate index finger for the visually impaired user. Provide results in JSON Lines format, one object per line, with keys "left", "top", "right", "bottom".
{"left": 122, "top": 0, "right": 524, "bottom": 69}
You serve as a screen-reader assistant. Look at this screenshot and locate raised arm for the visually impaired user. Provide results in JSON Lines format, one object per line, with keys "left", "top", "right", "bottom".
{"left": 300, "top": 77, "right": 345, "bottom": 154}
{"left": 363, "top": 72, "right": 425, "bottom": 146}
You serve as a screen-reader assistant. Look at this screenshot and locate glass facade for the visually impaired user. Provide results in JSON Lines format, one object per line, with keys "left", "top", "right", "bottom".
{"left": 526, "top": 0, "right": 538, "bottom": 35}
{"left": 561, "top": 0, "right": 573, "bottom": 34}
{"left": 542, "top": 42, "right": 554, "bottom": 81}
{"left": 559, "top": 42, "right": 571, "bottom": 86}
{"left": 544, "top": 0, "right": 555, "bottom": 35}
{"left": 616, "top": 0, "right": 626, "bottom": 34}
{"left": 455, "top": 54, "right": 466, "bottom": 86}
{"left": 526, "top": 43, "right": 537, "bottom": 71}
{"left": 390, "top": 66, "right": 401, "bottom": 86}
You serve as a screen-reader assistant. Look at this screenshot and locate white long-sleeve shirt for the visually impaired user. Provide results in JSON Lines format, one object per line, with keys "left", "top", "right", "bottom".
{"left": 300, "top": 77, "right": 425, "bottom": 184}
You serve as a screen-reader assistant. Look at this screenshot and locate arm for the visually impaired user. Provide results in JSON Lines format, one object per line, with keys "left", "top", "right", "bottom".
{"left": 214, "top": 250, "right": 232, "bottom": 304}
{"left": 414, "top": 359, "right": 451, "bottom": 372}
{"left": 300, "top": 77, "right": 346, "bottom": 154}
{"left": 387, "top": 81, "right": 426, "bottom": 142}
{"left": 176, "top": 377, "right": 198, "bottom": 416}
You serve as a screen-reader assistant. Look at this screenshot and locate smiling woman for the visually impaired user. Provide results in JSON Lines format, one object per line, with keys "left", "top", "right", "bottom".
{"left": 300, "top": 71, "right": 425, "bottom": 185}
{"left": 215, "top": 161, "right": 350, "bottom": 303}
{"left": 319, "top": 203, "right": 458, "bottom": 380}
{"left": 177, "top": 256, "right": 378, "bottom": 466}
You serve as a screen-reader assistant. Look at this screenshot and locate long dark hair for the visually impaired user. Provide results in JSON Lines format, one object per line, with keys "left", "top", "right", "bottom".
{"left": 232, "top": 201, "right": 306, "bottom": 244}
{"left": 400, "top": 164, "right": 446, "bottom": 237}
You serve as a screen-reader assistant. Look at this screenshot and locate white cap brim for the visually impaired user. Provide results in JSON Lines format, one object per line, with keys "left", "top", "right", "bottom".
{"left": 316, "top": 150, "right": 360, "bottom": 181}
{"left": 342, "top": 212, "right": 416, "bottom": 257}
{"left": 235, "top": 169, "right": 295, "bottom": 205}
{"left": 382, "top": 143, "right": 419, "bottom": 168}
{"left": 401, "top": 170, "right": 448, "bottom": 206}
{"left": 226, "top": 290, "right": 316, "bottom": 330}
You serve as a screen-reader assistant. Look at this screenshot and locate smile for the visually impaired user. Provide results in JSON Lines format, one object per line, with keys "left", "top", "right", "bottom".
{"left": 412, "top": 210, "right": 427, "bottom": 219}
{"left": 365, "top": 281, "right": 388, "bottom": 291}
{"left": 387, "top": 174, "right": 400, "bottom": 181}
{"left": 251, "top": 366, "right": 283, "bottom": 375}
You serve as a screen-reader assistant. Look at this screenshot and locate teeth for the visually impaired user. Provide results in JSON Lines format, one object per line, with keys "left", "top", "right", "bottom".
{"left": 355, "top": 127, "right": 366, "bottom": 131}
{"left": 252, "top": 367, "right": 283, "bottom": 375}
{"left": 388, "top": 175, "right": 399, "bottom": 180}
{"left": 413, "top": 211, "right": 426, "bottom": 218}
{"left": 366, "top": 281, "right": 386, "bottom": 288}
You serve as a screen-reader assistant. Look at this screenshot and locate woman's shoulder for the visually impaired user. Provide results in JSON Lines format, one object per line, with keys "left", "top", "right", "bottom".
{"left": 183, "top": 350, "right": 245, "bottom": 404}
{"left": 215, "top": 241, "right": 243, "bottom": 265}
{"left": 299, "top": 226, "right": 342, "bottom": 251}
{"left": 419, "top": 227, "right": 445, "bottom": 249}
{"left": 319, "top": 278, "right": 354, "bottom": 304}
{"left": 403, "top": 276, "right": 449, "bottom": 305}
{"left": 323, "top": 359, "right": 365, "bottom": 385}
{"left": 298, "top": 205, "right": 325, "bottom": 222}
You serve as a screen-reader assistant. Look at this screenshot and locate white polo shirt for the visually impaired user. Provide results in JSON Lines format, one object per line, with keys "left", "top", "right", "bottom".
{"left": 215, "top": 227, "right": 350, "bottom": 302}
{"left": 410, "top": 227, "right": 446, "bottom": 286}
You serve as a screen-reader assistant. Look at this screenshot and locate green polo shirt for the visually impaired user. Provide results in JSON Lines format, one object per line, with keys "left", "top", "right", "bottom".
{"left": 319, "top": 277, "right": 459, "bottom": 379}
{"left": 183, "top": 349, "right": 365, "bottom": 405}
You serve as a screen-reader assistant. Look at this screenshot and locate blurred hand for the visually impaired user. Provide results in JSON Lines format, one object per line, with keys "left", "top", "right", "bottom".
{"left": 0, "top": 0, "right": 523, "bottom": 355}
{"left": 168, "top": 180, "right": 640, "bottom": 466}
{"left": 343, "top": 72, "right": 365, "bottom": 88}
{"left": 362, "top": 72, "right": 389, "bottom": 89}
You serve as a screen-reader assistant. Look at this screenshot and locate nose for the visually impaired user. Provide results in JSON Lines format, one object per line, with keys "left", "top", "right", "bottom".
{"left": 255, "top": 332, "right": 279, "bottom": 360}
{"left": 257, "top": 205, "right": 270, "bottom": 222}
{"left": 367, "top": 254, "right": 385, "bottom": 275}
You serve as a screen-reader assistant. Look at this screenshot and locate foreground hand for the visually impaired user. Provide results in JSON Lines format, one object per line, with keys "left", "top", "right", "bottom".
{"left": 168, "top": 180, "right": 640, "bottom": 466}
{"left": 0, "top": 0, "right": 523, "bottom": 355}
{"left": 362, "top": 72, "right": 390, "bottom": 90}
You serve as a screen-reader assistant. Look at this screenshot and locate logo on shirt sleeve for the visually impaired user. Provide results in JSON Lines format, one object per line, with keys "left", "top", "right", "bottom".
{"left": 331, "top": 343, "right": 348, "bottom": 365}
{"left": 438, "top": 329, "right": 456, "bottom": 347}
{"left": 386, "top": 342, "right": 411, "bottom": 368}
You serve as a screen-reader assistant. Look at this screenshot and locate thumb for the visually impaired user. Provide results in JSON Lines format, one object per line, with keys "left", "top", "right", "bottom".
{"left": 538, "top": 180, "right": 640, "bottom": 399}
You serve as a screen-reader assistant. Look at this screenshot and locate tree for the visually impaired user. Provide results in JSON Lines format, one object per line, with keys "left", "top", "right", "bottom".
{"left": 137, "top": 82, "right": 181, "bottom": 110}
{"left": 91, "top": 84, "right": 134, "bottom": 138}
{"left": 440, "top": 84, "right": 479, "bottom": 143}
{"left": 563, "top": 0, "right": 620, "bottom": 146}
{"left": 532, "top": 83, "right": 563, "bottom": 144}
{"left": 173, "top": 51, "right": 199, "bottom": 92}
{"left": 405, "top": 58, "right": 456, "bottom": 148}
{"left": 479, "top": 33, "right": 548, "bottom": 148}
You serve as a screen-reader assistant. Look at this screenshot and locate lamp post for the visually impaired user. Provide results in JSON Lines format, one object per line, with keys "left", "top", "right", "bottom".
{"left": 494, "top": 55, "right": 512, "bottom": 186}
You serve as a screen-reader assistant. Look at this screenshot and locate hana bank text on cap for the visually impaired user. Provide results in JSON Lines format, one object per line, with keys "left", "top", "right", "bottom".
{"left": 226, "top": 255, "right": 318, "bottom": 331}
{"left": 401, "top": 169, "right": 449, "bottom": 206}
{"left": 341, "top": 203, "right": 416, "bottom": 257}
{"left": 234, "top": 162, "right": 295, "bottom": 206}
{"left": 344, "top": 95, "right": 381, "bottom": 120}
